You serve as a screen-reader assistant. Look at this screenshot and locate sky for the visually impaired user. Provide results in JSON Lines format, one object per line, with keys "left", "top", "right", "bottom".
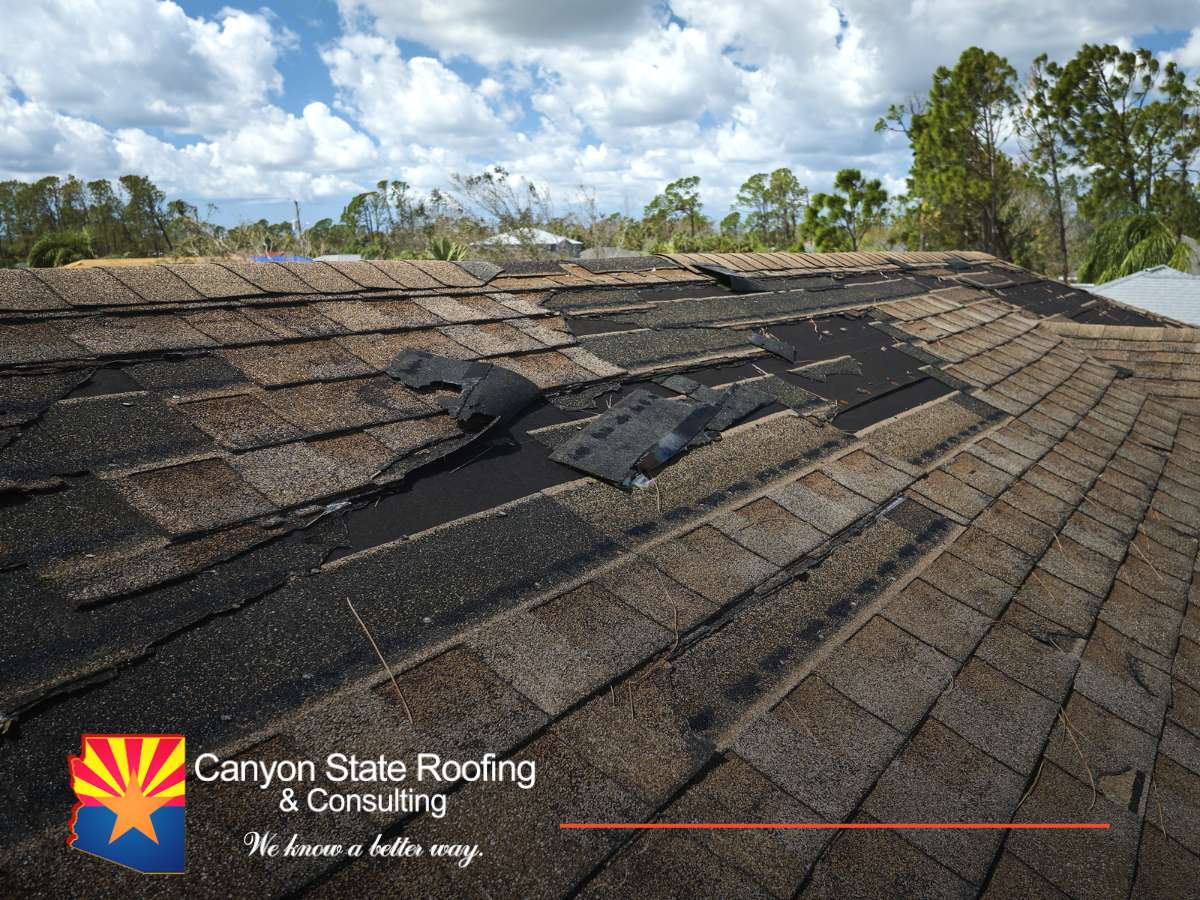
{"left": 2, "top": 0, "right": 1199, "bottom": 228}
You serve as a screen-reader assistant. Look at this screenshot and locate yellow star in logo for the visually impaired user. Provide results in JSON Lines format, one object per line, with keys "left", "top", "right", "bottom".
{"left": 97, "top": 778, "right": 171, "bottom": 845}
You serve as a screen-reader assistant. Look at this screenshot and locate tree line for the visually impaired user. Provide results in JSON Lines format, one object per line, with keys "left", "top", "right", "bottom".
{"left": 2, "top": 42, "right": 1197, "bottom": 280}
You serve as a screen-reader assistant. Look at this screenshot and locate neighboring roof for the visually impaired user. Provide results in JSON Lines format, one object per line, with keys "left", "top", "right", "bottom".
{"left": 580, "top": 246, "right": 647, "bottom": 259}
{"left": 2, "top": 251, "right": 1199, "bottom": 896}
{"left": 1079, "top": 265, "right": 1200, "bottom": 325}
{"left": 479, "top": 227, "right": 584, "bottom": 246}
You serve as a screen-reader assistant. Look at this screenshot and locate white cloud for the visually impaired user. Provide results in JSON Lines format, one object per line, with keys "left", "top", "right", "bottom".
{"left": 1164, "top": 27, "right": 1200, "bottom": 68}
{"left": 0, "top": 0, "right": 379, "bottom": 202}
{"left": 337, "top": 0, "right": 653, "bottom": 64}
{"left": 0, "top": 88, "right": 119, "bottom": 175}
{"left": 2, "top": 0, "right": 290, "bottom": 134}
{"left": 322, "top": 34, "right": 507, "bottom": 148}
{"left": 221, "top": 103, "right": 377, "bottom": 172}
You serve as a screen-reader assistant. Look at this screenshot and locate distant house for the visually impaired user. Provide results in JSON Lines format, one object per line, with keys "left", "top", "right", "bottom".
{"left": 580, "top": 246, "right": 646, "bottom": 260}
{"left": 1077, "top": 264, "right": 1200, "bottom": 325}
{"left": 476, "top": 228, "right": 583, "bottom": 257}
{"left": 243, "top": 252, "right": 314, "bottom": 263}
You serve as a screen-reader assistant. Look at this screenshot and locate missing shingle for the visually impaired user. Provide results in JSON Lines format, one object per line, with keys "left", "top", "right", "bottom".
{"left": 62, "top": 366, "right": 140, "bottom": 400}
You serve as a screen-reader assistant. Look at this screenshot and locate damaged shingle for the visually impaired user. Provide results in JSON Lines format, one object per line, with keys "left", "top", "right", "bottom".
{"left": 750, "top": 327, "right": 801, "bottom": 362}
{"left": 691, "top": 262, "right": 767, "bottom": 294}
{"left": 550, "top": 388, "right": 718, "bottom": 484}
{"left": 385, "top": 349, "right": 541, "bottom": 428}
{"left": 455, "top": 259, "right": 504, "bottom": 284}
{"left": 549, "top": 381, "right": 623, "bottom": 412}
{"left": 658, "top": 375, "right": 776, "bottom": 433}
{"left": 793, "top": 354, "right": 865, "bottom": 382}
{"left": 549, "top": 376, "right": 781, "bottom": 485}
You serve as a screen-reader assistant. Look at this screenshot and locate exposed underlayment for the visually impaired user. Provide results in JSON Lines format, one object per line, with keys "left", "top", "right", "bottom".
{"left": 2, "top": 251, "right": 1199, "bottom": 897}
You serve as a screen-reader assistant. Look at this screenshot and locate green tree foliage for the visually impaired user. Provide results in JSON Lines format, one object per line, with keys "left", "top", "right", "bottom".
{"left": 733, "top": 168, "right": 808, "bottom": 246}
{"left": 802, "top": 169, "right": 887, "bottom": 251}
{"left": 879, "top": 47, "right": 1022, "bottom": 258}
{"left": 426, "top": 236, "right": 467, "bottom": 260}
{"left": 1078, "top": 213, "right": 1194, "bottom": 283}
{"left": 27, "top": 232, "right": 92, "bottom": 267}
{"left": 119, "top": 175, "right": 173, "bottom": 252}
{"left": 644, "top": 176, "right": 703, "bottom": 238}
{"left": 4, "top": 44, "right": 1198, "bottom": 276}
{"left": 1048, "top": 45, "right": 1200, "bottom": 278}
{"left": 1054, "top": 46, "right": 1200, "bottom": 221}
{"left": 1018, "top": 55, "right": 1074, "bottom": 280}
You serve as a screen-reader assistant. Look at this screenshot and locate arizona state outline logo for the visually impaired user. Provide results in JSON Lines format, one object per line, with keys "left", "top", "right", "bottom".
{"left": 68, "top": 734, "right": 186, "bottom": 874}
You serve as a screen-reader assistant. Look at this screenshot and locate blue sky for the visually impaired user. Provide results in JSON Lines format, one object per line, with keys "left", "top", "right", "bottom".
{"left": 2, "top": 1, "right": 1199, "bottom": 227}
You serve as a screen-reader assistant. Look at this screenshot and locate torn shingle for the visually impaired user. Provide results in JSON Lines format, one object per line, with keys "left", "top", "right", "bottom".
{"left": 750, "top": 327, "right": 801, "bottom": 362}
{"left": 385, "top": 349, "right": 540, "bottom": 428}
{"left": 690, "top": 261, "right": 767, "bottom": 293}
{"left": 793, "top": 354, "right": 864, "bottom": 382}
{"left": 659, "top": 375, "right": 777, "bottom": 433}
{"left": 550, "top": 388, "right": 720, "bottom": 484}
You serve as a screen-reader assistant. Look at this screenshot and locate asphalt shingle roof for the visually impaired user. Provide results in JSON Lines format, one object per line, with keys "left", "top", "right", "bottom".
{"left": 1, "top": 250, "right": 1199, "bottom": 896}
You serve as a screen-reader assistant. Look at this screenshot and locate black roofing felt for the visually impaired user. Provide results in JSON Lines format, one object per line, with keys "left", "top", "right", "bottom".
{"left": 562, "top": 313, "right": 643, "bottom": 336}
{"left": 832, "top": 377, "right": 954, "bottom": 432}
{"left": 996, "top": 281, "right": 1161, "bottom": 326}
{"left": 329, "top": 403, "right": 584, "bottom": 559}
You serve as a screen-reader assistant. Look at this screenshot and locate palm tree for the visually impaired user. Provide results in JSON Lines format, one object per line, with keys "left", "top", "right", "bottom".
{"left": 426, "top": 237, "right": 468, "bottom": 261}
{"left": 1078, "top": 213, "right": 1194, "bottom": 283}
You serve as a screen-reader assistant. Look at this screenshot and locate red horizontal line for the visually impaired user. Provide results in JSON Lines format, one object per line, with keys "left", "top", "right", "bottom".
{"left": 560, "top": 822, "right": 1110, "bottom": 830}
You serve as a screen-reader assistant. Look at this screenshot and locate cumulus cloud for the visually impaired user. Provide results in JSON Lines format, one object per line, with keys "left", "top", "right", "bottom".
{"left": 2, "top": 0, "right": 289, "bottom": 134}
{"left": 1165, "top": 27, "right": 1200, "bottom": 68}
{"left": 337, "top": 0, "right": 654, "bottom": 64}
{"left": 322, "top": 34, "right": 507, "bottom": 147}
{"left": 0, "top": 88, "right": 120, "bottom": 175}
{"left": 0, "top": 0, "right": 377, "bottom": 201}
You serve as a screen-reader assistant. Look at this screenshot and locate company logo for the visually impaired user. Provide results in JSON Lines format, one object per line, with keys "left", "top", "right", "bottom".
{"left": 68, "top": 734, "right": 186, "bottom": 874}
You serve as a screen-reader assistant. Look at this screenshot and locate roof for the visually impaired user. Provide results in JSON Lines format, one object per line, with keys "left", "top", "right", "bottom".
{"left": 1, "top": 251, "right": 1199, "bottom": 896}
{"left": 480, "top": 227, "right": 584, "bottom": 246}
{"left": 1042, "top": 321, "right": 1200, "bottom": 417}
{"left": 1079, "top": 265, "right": 1200, "bottom": 325}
